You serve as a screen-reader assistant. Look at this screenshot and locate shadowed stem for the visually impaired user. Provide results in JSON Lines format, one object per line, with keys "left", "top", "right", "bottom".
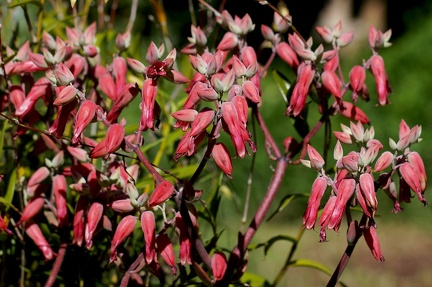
{"left": 326, "top": 215, "right": 367, "bottom": 287}
{"left": 44, "top": 240, "right": 67, "bottom": 287}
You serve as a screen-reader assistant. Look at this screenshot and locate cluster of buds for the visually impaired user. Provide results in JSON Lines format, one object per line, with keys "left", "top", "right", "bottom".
{"left": 302, "top": 120, "right": 427, "bottom": 261}
{"left": 262, "top": 12, "right": 392, "bottom": 122}
{"left": 171, "top": 13, "right": 262, "bottom": 177}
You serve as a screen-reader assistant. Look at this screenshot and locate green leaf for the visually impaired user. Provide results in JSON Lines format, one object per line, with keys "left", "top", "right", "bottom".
{"left": 8, "top": 0, "right": 43, "bottom": 9}
{"left": 272, "top": 70, "right": 292, "bottom": 104}
{"left": 267, "top": 193, "right": 309, "bottom": 222}
{"left": 288, "top": 258, "right": 348, "bottom": 287}
{"left": 249, "top": 235, "right": 297, "bottom": 255}
{"left": 240, "top": 272, "right": 270, "bottom": 287}
{"left": 4, "top": 167, "right": 17, "bottom": 210}
{"left": 0, "top": 120, "right": 8, "bottom": 162}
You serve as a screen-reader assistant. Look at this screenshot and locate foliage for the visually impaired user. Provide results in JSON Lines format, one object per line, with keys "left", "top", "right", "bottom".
{"left": 0, "top": 0, "right": 428, "bottom": 286}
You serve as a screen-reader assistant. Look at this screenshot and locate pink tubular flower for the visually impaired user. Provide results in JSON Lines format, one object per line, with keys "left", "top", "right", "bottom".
{"left": 363, "top": 225, "right": 385, "bottom": 262}
{"left": 276, "top": 42, "right": 299, "bottom": 70}
{"left": 107, "top": 83, "right": 140, "bottom": 123}
{"left": 140, "top": 78, "right": 158, "bottom": 131}
{"left": 307, "top": 145, "right": 325, "bottom": 171}
{"left": 319, "top": 196, "right": 337, "bottom": 242}
{"left": 327, "top": 178, "right": 356, "bottom": 230}
{"left": 339, "top": 101, "right": 370, "bottom": 124}
{"left": 26, "top": 222, "right": 55, "bottom": 260}
{"left": 217, "top": 32, "right": 238, "bottom": 51}
{"left": 175, "top": 214, "right": 192, "bottom": 265}
{"left": 156, "top": 234, "right": 177, "bottom": 274}
{"left": 242, "top": 80, "right": 261, "bottom": 104}
{"left": 359, "top": 173, "right": 378, "bottom": 212}
{"left": 73, "top": 196, "right": 89, "bottom": 247}
{"left": 85, "top": 202, "right": 104, "bottom": 249}
{"left": 407, "top": 151, "right": 427, "bottom": 192}
{"left": 374, "top": 151, "right": 393, "bottom": 172}
{"left": 303, "top": 177, "right": 327, "bottom": 229}
{"left": 72, "top": 100, "right": 98, "bottom": 144}
{"left": 141, "top": 211, "right": 156, "bottom": 264}
{"left": 286, "top": 63, "right": 314, "bottom": 117}
{"left": 212, "top": 251, "right": 228, "bottom": 282}
{"left": 27, "top": 166, "right": 50, "bottom": 197}
{"left": 53, "top": 175, "right": 68, "bottom": 227}
{"left": 147, "top": 180, "right": 175, "bottom": 207}
{"left": 212, "top": 143, "right": 233, "bottom": 179}
{"left": 349, "top": 65, "right": 366, "bottom": 93}
{"left": 399, "top": 162, "right": 426, "bottom": 205}
{"left": 321, "top": 70, "right": 341, "bottom": 99}
{"left": 89, "top": 123, "right": 125, "bottom": 158}
{"left": 110, "top": 215, "right": 137, "bottom": 262}
{"left": 370, "top": 55, "right": 391, "bottom": 106}
{"left": 18, "top": 197, "right": 45, "bottom": 225}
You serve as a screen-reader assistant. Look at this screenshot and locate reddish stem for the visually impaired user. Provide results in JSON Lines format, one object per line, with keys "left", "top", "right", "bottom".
{"left": 44, "top": 241, "right": 67, "bottom": 287}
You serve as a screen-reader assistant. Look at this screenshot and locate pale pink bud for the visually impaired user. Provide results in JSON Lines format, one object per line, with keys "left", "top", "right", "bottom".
{"left": 334, "top": 140, "right": 343, "bottom": 161}
{"left": 303, "top": 177, "right": 327, "bottom": 229}
{"left": 286, "top": 64, "right": 314, "bottom": 116}
{"left": 212, "top": 143, "right": 233, "bottom": 179}
{"left": 171, "top": 109, "right": 198, "bottom": 122}
{"left": 148, "top": 180, "right": 175, "bottom": 207}
{"left": 110, "top": 215, "right": 137, "bottom": 262}
{"left": 18, "top": 197, "right": 44, "bottom": 225}
{"left": 83, "top": 23, "right": 96, "bottom": 45}
{"left": 322, "top": 70, "right": 341, "bottom": 99}
{"left": 115, "top": 31, "right": 131, "bottom": 52}
{"left": 240, "top": 46, "right": 258, "bottom": 68}
{"left": 363, "top": 226, "right": 384, "bottom": 261}
{"left": 197, "top": 87, "right": 219, "bottom": 101}
{"left": 110, "top": 198, "right": 135, "bottom": 213}
{"left": 242, "top": 80, "right": 261, "bottom": 103}
{"left": 295, "top": 48, "right": 317, "bottom": 61}
{"left": 407, "top": 151, "right": 427, "bottom": 192}
{"left": 27, "top": 166, "right": 50, "bottom": 197}
{"left": 127, "top": 58, "right": 146, "bottom": 74}
{"left": 337, "top": 31, "right": 354, "bottom": 47}
{"left": 26, "top": 222, "right": 55, "bottom": 260}
{"left": 316, "top": 25, "right": 333, "bottom": 43}
{"left": 307, "top": 145, "right": 325, "bottom": 171}
{"left": 261, "top": 24, "right": 275, "bottom": 42}
{"left": 28, "top": 53, "right": 48, "bottom": 68}
{"left": 146, "top": 42, "right": 159, "bottom": 65}
{"left": 339, "top": 101, "right": 370, "bottom": 124}
{"left": 356, "top": 183, "right": 372, "bottom": 218}
{"left": 53, "top": 85, "right": 77, "bottom": 106}
{"left": 83, "top": 45, "right": 98, "bottom": 57}
{"left": 374, "top": 151, "right": 393, "bottom": 172}
{"left": 333, "top": 131, "right": 352, "bottom": 144}
{"left": 156, "top": 234, "right": 177, "bottom": 274}
{"left": 350, "top": 121, "right": 364, "bottom": 142}
{"left": 349, "top": 65, "right": 366, "bottom": 92}
{"left": 409, "top": 125, "right": 422, "bottom": 144}
{"left": 165, "top": 69, "right": 190, "bottom": 84}
{"left": 399, "top": 120, "right": 410, "bottom": 140}
{"left": 239, "top": 13, "right": 254, "bottom": 34}
{"left": 141, "top": 211, "right": 156, "bottom": 264}
{"left": 212, "top": 251, "right": 227, "bottom": 282}
{"left": 54, "top": 63, "right": 75, "bottom": 85}
{"left": 288, "top": 33, "right": 305, "bottom": 52}
{"left": 85, "top": 202, "right": 104, "bottom": 249}
{"left": 53, "top": 175, "right": 68, "bottom": 227}
{"left": 217, "top": 32, "right": 238, "bottom": 51}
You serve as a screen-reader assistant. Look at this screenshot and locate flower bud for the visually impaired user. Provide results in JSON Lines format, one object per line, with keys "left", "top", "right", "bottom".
{"left": 26, "top": 222, "right": 55, "bottom": 260}
{"left": 148, "top": 180, "right": 175, "bottom": 207}
{"left": 212, "top": 251, "right": 228, "bottom": 282}
{"left": 54, "top": 63, "right": 75, "bottom": 85}
{"left": 141, "top": 211, "right": 156, "bottom": 264}
{"left": 212, "top": 143, "right": 233, "bottom": 179}
{"left": 110, "top": 215, "right": 137, "bottom": 262}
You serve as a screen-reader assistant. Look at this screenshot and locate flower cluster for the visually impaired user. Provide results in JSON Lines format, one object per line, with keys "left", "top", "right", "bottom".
{"left": 302, "top": 120, "right": 427, "bottom": 261}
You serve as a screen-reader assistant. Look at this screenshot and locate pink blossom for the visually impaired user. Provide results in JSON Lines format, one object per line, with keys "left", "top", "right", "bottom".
{"left": 110, "top": 215, "right": 137, "bottom": 262}
{"left": 303, "top": 177, "right": 327, "bottom": 229}
{"left": 370, "top": 55, "right": 391, "bottom": 106}
{"left": 148, "top": 180, "right": 175, "bottom": 207}
{"left": 26, "top": 222, "right": 55, "bottom": 260}
{"left": 363, "top": 225, "right": 385, "bottom": 261}
{"left": 212, "top": 143, "right": 233, "bottom": 179}
{"left": 211, "top": 251, "right": 227, "bottom": 282}
{"left": 141, "top": 211, "right": 156, "bottom": 264}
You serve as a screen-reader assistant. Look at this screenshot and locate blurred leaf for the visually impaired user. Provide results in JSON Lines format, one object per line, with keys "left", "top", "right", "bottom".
{"left": 0, "top": 120, "right": 8, "bottom": 164}
{"left": 272, "top": 70, "right": 292, "bottom": 104}
{"left": 249, "top": 235, "right": 297, "bottom": 256}
{"left": 8, "top": 0, "right": 43, "bottom": 9}
{"left": 240, "top": 272, "right": 270, "bottom": 287}
{"left": 288, "top": 258, "right": 348, "bottom": 287}
{"left": 267, "top": 193, "right": 309, "bottom": 221}
{"left": 4, "top": 168, "right": 17, "bottom": 211}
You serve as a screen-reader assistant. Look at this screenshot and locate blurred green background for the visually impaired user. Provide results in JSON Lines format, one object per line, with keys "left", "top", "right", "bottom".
{"left": 3, "top": 0, "right": 432, "bottom": 285}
